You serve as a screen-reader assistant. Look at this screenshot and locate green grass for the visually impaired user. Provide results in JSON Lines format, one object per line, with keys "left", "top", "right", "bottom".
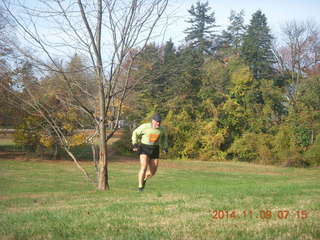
{"left": 0, "top": 159, "right": 319, "bottom": 240}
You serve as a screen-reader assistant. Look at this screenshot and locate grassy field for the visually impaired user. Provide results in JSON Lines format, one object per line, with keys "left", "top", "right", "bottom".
{"left": 0, "top": 158, "right": 319, "bottom": 240}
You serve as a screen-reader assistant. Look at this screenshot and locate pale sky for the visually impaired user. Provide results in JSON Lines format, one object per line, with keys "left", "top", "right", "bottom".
{"left": 164, "top": 0, "right": 320, "bottom": 45}
{"left": 5, "top": 0, "right": 320, "bottom": 60}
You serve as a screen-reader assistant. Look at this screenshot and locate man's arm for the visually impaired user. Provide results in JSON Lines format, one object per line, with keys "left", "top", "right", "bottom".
{"left": 132, "top": 128, "right": 138, "bottom": 145}
{"left": 132, "top": 125, "right": 143, "bottom": 145}
{"left": 131, "top": 126, "right": 141, "bottom": 152}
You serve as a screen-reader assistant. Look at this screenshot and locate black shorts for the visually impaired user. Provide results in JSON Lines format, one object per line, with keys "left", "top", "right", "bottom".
{"left": 138, "top": 144, "right": 160, "bottom": 159}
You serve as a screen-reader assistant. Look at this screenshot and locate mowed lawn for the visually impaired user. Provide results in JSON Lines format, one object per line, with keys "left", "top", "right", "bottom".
{"left": 0, "top": 158, "right": 319, "bottom": 240}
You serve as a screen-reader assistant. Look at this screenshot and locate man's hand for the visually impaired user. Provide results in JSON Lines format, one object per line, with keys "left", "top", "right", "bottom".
{"left": 132, "top": 144, "right": 139, "bottom": 152}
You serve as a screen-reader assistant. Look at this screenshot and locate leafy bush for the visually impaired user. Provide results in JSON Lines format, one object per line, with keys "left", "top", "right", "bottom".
{"left": 272, "top": 125, "right": 295, "bottom": 158}
{"left": 14, "top": 113, "right": 88, "bottom": 159}
{"left": 270, "top": 120, "right": 320, "bottom": 167}
{"left": 283, "top": 152, "right": 309, "bottom": 168}
{"left": 228, "top": 133, "right": 273, "bottom": 163}
{"left": 164, "top": 110, "right": 197, "bottom": 158}
{"left": 14, "top": 115, "right": 43, "bottom": 152}
{"left": 304, "top": 134, "right": 320, "bottom": 166}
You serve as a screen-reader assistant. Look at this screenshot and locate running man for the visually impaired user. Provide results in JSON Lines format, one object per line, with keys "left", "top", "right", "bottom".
{"left": 132, "top": 113, "right": 168, "bottom": 192}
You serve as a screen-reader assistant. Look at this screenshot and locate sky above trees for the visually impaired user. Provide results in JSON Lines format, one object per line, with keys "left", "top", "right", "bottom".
{"left": 164, "top": 0, "right": 320, "bottom": 44}
{"left": 4, "top": 0, "right": 319, "bottom": 58}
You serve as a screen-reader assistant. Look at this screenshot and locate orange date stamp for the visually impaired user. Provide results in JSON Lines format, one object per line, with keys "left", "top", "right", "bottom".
{"left": 212, "top": 209, "right": 309, "bottom": 220}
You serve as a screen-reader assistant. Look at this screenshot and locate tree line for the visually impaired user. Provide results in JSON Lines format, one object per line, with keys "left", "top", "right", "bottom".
{"left": 121, "top": 2, "right": 320, "bottom": 167}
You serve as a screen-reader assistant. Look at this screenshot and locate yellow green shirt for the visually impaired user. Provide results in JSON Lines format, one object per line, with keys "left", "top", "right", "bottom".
{"left": 132, "top": 123, "right": 168, "bottom": 148}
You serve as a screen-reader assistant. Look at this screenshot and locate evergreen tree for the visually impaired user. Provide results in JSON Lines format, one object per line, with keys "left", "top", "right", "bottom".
{"left": 127, "top": 42, "right": 177, "bottom": 118}
{"left": 221, "top": 10, "right": 246, "bottom": 51}
{"left": 184, "top": 1, "right": 217, "bottom": 54}
{"left": 163, "top": 39, "right": 176, "bottom": 64}
{"left": 132, "top": 43, "right": 167, "bottom": 109}
{"left": 167, "top": 46, "right": 203, "bottom": 112}
{"left": 241, "top": 10, "right": 275, "bottom": 80}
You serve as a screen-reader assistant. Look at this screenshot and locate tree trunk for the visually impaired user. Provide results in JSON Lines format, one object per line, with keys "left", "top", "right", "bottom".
{"left": 97, "top": 58, "right": 109, "bottom": 190}
{"left": 97, "top": 120, "right": 109, "bottom": 190}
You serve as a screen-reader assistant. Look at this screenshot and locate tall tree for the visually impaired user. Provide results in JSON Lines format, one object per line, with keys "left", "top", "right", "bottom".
{"left": 221, "top": 10, "right": 246, "bottom": 52}
{"left": 3, "top": 0, "right": 168, "bottom": 190}
{"left": 128, "top": 42, "right": 203, "bottom": 119}
{"left": 241, "top": 10, "right": 275, "bottom": 80}
{"left": 184, "top": 1, "right": 217, "bottom": 54}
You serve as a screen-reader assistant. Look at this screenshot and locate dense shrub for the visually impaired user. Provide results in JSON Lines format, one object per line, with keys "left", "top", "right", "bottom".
{"left": 164, "top": 110, "right": 198, "bottom": 159}
{"left": 13, "top": 113, "right": 88, "bottom": 159}
{"left": 14, "top": 115, "right": 43, "bottom": 152}
{"left": 304, "top": 134, "right": 320, "bottom": 166}
{"left": 228, "top": 133, "right": 273, "bottom": 163}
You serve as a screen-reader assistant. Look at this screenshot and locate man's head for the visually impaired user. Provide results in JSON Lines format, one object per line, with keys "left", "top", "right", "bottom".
{"left": 151, "top": 113, "right": 161, "bottom": 128}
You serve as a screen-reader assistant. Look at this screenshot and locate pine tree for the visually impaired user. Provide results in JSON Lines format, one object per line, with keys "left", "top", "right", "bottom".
{"left": 184, "top": 1, "right": 217, "bottom": 54}
{"left": 241, "top": 10, "right": 275, "bottom": 80}
{"left": 221, "top": 10, "right": 246, "bottom": 51}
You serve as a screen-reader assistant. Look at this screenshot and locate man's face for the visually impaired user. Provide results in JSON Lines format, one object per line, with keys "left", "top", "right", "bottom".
{"left": 152, "top": 119, "right": 161, "bottom": 128}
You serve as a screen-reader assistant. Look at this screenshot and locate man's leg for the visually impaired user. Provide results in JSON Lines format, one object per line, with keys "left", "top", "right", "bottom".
{"left": 145, "top": 158, "right": 159, "bottom": 180}
{"left": 138, "top": 154, "right": 149, "bottom": 189}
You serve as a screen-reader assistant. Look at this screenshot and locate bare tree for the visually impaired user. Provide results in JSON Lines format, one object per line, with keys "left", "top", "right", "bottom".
{"left": 277, "top": 20, "right": 320, "bottom": 101}
{"left": 2, "top": 0, "right": 168, "bottom": 190}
